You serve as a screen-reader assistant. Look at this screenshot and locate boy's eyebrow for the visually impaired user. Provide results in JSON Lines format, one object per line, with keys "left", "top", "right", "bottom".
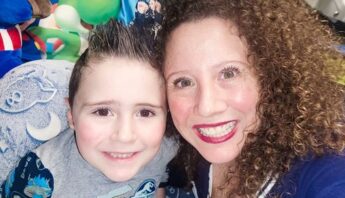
{"left": 81, "top": 100, "right": 118, "bottom": 107}
{"left": 81, "top": 101, "right": 165, "bottom": 109}
{"left": 136, "top": 103, "right": 166, "bottom": 109}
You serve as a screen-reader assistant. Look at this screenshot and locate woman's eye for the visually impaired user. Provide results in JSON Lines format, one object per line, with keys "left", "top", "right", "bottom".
{"left": 220, "top": 66, "right": 239, "bottom": 80}
{"left": 173, "top": 77, "right": 194, "bottom": 88}
{"left": 138, "top": 109, "right": 155, "bottom": 117}
{"left": 93, "top": 108, "right": 112, "bottom": 116}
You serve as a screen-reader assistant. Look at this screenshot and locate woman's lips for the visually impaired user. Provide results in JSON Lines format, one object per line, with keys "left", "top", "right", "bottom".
{"left": 193, "top": 121, "right": 237, "bottom": 144}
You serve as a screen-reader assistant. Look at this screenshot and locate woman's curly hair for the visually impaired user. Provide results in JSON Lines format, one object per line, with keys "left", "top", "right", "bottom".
{"left": 158, "top": 0, "right": 345, "bottom": 196}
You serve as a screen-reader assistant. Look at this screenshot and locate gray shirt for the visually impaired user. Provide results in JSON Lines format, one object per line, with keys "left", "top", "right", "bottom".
{"left": 1, "top": 128, "right": 178, "bottom": 198}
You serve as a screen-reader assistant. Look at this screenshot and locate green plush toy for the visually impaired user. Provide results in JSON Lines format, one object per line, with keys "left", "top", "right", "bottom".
{"left": 77, "top": 0, "right": 121, "bottom": 25}
{"left": 28, "top": 0, "right": 121, "bottom": 62}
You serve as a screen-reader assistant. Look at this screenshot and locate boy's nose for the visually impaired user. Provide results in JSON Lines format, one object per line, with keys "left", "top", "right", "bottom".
{"left": 111, "top": 117, "right": 136, "bottom": 142}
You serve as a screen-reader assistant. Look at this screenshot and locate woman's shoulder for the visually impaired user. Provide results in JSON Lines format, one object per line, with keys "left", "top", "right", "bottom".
{"left": 271, "top": 153, "right": 345, "bottom": 198}
{"left": 295, "top": 153, "right": 345, "bottom": 179}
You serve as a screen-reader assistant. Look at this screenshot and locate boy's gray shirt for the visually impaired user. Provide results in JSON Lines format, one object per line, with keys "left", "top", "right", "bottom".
{"left": 35, "top": 128, "right": 178, "bottom": 198}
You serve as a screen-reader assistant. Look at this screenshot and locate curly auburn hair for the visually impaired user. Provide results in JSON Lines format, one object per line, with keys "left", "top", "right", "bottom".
{"left": 158, "top": 0, "right": 345, "bottom": 196}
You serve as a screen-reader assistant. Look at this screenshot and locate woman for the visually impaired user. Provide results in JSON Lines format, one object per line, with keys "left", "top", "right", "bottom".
{"left": 159, "top": 0, "right": 345, "bottom": 197}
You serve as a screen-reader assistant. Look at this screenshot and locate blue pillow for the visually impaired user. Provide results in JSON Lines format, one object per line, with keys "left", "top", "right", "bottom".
{"left": 0, "top": 59, "right": 73, "bottom": 183}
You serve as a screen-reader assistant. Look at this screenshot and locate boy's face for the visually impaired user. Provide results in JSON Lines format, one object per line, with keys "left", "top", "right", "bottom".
{"left": 68, "top": 57, "right": 167, "bottom": 182}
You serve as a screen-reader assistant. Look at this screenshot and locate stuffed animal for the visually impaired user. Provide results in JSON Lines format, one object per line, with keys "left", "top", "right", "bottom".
{"left": 0, "top": 0, "right": 51, "bottom": 78}
{"left": 27, "top": 0, "right": 121, "bottom": 62}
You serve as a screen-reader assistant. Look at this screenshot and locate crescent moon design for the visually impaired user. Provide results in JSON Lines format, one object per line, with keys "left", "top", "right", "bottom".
{"left": 26, "top": 112, "right": 62, "bottom": 141}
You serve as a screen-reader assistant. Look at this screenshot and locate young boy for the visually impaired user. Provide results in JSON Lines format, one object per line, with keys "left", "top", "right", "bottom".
{"left": 1, "top": 19, "right": 177, "bottom": 198}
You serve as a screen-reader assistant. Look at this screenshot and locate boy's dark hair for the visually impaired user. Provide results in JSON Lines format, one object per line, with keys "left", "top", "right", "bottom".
{"left": 68, "top": 19, "right": 159, "bottom": 107}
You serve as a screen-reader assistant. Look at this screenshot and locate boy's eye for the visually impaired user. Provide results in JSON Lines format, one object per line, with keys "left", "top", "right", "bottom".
{"left": 93, "top": 108, "right": 112, "bottom": 116}
{"left": 137, "top": 109, "right": 155, "bottom": 117}
{"left": 220, "top": 66, "right": 239, "bottom": 80}
{"left": 173, "top": 77, "right": 194, "bottom": 88}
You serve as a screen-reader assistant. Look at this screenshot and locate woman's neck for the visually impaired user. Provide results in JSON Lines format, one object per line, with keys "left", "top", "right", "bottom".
{"left": 211, "top": 162, "right": 240, "bottom": 197}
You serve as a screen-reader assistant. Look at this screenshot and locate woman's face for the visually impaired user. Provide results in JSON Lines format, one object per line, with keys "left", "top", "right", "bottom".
{"left": 164, "top": 17, "right": 259, "bottom": 164}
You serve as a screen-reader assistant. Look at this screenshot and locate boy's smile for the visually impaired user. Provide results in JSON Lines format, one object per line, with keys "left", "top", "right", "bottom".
{"left": 68, "top": 57, "right": 167, "bottom": 182}
{"left": 105, "top": 151, "right": 137, "bottom": 159}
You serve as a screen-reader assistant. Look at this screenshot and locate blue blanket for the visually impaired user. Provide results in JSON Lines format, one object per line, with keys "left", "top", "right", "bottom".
{"left": 0, "top": 59, "right": 73, "bottom": 183}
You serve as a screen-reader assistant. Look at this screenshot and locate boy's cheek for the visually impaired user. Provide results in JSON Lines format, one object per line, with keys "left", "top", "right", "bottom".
{"left": 75, "top": 124, "right": 102, "bottom": 141}
{"left": 145, "top": 122, "right": 166, "bottom": 145}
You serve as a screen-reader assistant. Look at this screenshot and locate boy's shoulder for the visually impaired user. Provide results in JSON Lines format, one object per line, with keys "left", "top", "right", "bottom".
{"left": 162, "top": 136, "right": 179, "bottom": 150}
{"left": 159, "top": 136, "right": 179, "bottom": 162}
{"left": 1, "top": 129, "right": 75, "bottom": 197}
{"left": 35, "top": 128, "right": 74, "bottom": 167}
{"left": 135, "top": 136, "right": 179, "bottom": 183}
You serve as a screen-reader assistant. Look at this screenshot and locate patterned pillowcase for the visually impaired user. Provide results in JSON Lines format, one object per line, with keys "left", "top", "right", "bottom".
{"left": 0, "top": 59, "right": 73, "bottom": 183}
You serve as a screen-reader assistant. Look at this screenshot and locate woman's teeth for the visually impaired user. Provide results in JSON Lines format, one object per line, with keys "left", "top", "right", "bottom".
{"left": 197, "top": 121, "right": 235, "bottom": 137}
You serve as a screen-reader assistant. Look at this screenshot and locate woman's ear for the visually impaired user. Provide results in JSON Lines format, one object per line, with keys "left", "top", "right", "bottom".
{"left": 65, "top": 97, "right": 75, "bottom": 129}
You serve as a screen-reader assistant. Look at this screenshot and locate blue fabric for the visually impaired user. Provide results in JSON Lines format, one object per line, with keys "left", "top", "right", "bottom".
{"left": 166, "top": 153, "right": 345, "bottom": 198}
{"left": 165, "top": 186, "right": 195, "bottom": 198}
{"left": 0, "top": 60, "right": 74, "bottom": 184}
{"left": 165, "top": 160, "right": 196, "bottom": 198}
{"left": 21, "top": 34, "right": 42, "bottom": 63}
{"left": 0, "top": 152, "right": 54, "bottom": 198}
{"left": 117, "top": 0, "right": 138, "bottom": 25}
{"left": 269, "top": 154, "right": 345, "bottom": 198}
{"left": 194, "top": 159, "right": 210, "bottom": 197}
{"left": 21, "top": 19, "right": 44, "bottom": 63}
{"left": 0, "top": 0, "right": 33, "bottom": 28}
{"left": 0, "top": 0, "right": 34, "bottom": 77}
{"left": 0, "top": 51, "right": 23, "bottom": 78}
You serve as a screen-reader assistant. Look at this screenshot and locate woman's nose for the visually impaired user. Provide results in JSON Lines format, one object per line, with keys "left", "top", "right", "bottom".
{"left": 195, "top": 84, "right": 227, "bottom": 117}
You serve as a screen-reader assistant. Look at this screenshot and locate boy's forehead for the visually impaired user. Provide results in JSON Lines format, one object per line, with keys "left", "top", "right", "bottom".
{"left": 79, "top": 57, "right": 159, "bottom": 78}
{"left": 79, "top": 57, "right": 164, "bottom": 90}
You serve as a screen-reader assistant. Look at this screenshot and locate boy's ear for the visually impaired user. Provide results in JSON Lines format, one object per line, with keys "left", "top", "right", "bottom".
{"left": 65, "top": 97, "right": 75, "bottom": 129}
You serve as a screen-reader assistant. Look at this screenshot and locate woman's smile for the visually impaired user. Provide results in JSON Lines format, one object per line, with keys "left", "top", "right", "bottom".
{"left": 193, "top": 120, "right": 237, "bottom": 144}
